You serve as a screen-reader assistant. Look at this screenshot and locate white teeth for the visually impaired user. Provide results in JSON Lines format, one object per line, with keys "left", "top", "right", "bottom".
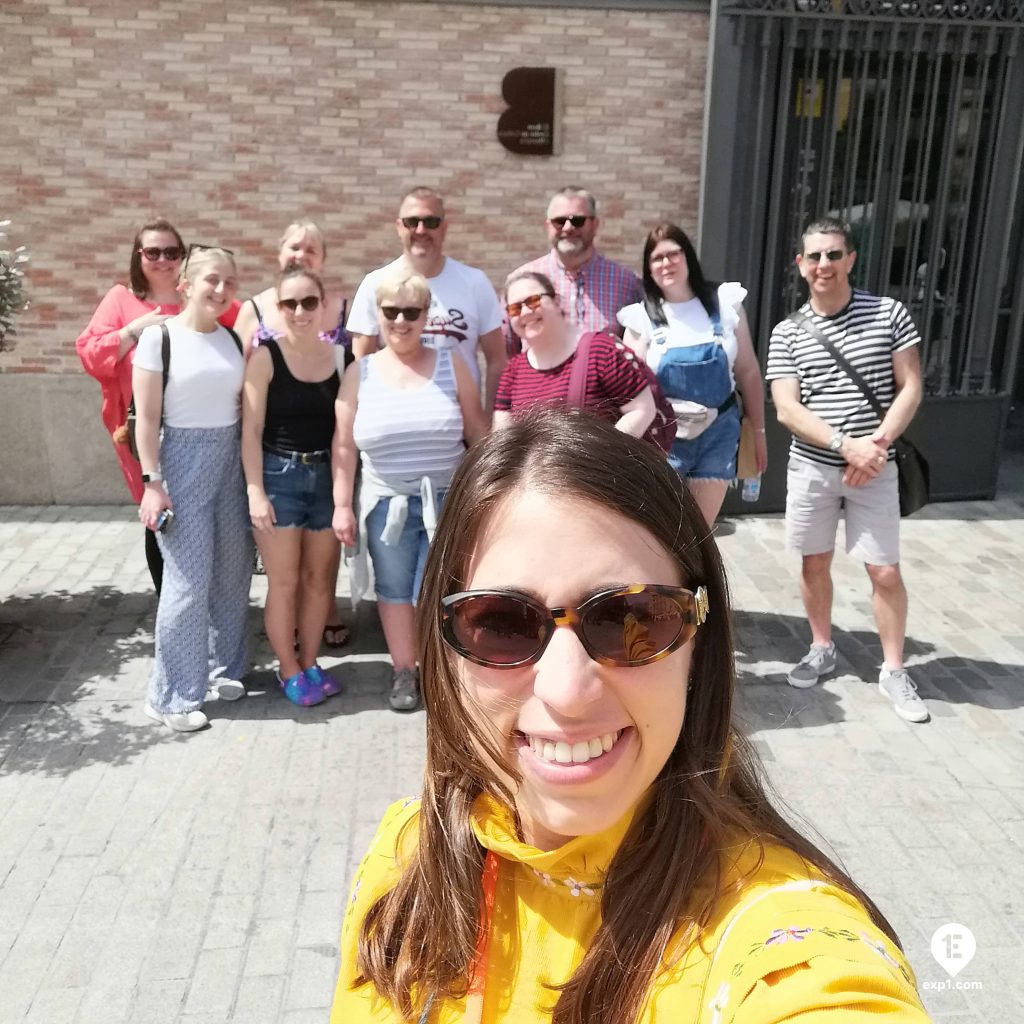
{"left": 527, "top": 731, "right": 622, "bottom": 765}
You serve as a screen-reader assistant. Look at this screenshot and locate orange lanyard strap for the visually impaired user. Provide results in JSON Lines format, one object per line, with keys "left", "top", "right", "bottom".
{"left": 418, "top": 850, "right": 500, "bottom": 1024}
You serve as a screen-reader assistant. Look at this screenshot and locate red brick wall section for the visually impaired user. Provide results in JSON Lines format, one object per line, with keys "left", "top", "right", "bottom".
{"left": 0, "top": 0, "right": 708, "bottom": 374}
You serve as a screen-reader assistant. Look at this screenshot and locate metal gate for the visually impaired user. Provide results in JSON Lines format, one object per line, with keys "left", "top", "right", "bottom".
{"left": 704, "top": 0, "right": 1024, "bottom": 501}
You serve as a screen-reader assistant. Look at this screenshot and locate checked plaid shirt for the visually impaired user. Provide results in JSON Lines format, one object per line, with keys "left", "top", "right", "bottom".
{"left": 504, "top": 249, "right": 643, "bottom": 354}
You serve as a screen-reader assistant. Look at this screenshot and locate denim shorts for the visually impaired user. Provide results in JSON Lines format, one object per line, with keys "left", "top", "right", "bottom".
{"left": 668, "top": 402, "right": 741, "bottom": 481}
{"left": 365, "top": 491, "right": 445, "bottom": 605}
{"left": 263, "top": 451, "right": 334, "bottom": 531}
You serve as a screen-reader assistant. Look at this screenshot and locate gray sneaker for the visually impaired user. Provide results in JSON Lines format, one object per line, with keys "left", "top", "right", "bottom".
{"left": 878, "top": 668, "right": 929, "bottom": 723}
{"left": 388, "top": 667, "right": 420, "bottom": 712}
{"left": 787, "top": 643, "right": 837, "bottom": 689}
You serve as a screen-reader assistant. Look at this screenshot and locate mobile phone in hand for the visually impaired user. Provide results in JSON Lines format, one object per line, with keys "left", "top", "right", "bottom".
{"left": 155, "top": 509, "right": 175, "bottom": 533}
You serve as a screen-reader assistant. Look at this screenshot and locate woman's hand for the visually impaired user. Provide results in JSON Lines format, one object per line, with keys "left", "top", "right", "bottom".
{"left": 248, "top": 488, "right": 276, "bottom": 533}
{"left": 333, "top": 505, "right": 356, "bottom": 547}
{"left": 139, "top": 482, "right": 172, "bottom": 531}
{"left": 755, "top": 430, "right": 769, "bottom": 474}
{"left": 124, "top": 307, "right": 172, "bottom": 341}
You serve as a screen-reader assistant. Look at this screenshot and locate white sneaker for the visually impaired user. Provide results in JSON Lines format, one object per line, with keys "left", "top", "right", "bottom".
{"left": 787, "top": 643, "right": 837, "bottom": 689}
{"left": 145, "top": 704, "right": 209, "bottom": 733}
{"left": 878, "top": 668, "right": 929, "bottom": 723}
{"left": 209, "top": 678, "right": 245, "bottom": 701}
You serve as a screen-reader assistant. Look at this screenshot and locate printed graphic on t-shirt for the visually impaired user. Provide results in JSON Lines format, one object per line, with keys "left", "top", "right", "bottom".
{"left": 422, "top": 298, "right": 469, "bottom": 351}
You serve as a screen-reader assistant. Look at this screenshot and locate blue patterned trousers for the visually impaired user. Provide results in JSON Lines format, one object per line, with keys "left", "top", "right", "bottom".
{"left": 148, "top": 424, "right": 253, "bottom": 714}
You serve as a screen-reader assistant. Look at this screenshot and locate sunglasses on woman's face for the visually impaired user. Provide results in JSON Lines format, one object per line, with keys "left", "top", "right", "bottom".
{"left": 441, "top": 584, "right": 709, "bottom": 669}
{"left": 139, "top": 247, "right": 184, "bottom": 262}
{"left": 279, "top": 295, "right": 320, "bottom": 312}
{"left": 380, "top": 305, "right": 424, "bottom": 321}
{"left": 505, "top": 293, "right": 552, "bottom": 318}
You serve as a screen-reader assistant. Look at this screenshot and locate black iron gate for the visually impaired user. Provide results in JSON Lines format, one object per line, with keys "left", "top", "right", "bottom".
{"left": 704, "top": 0, "right": 1024, "bottom": 502}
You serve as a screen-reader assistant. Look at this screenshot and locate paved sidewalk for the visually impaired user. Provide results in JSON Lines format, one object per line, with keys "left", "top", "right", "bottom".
{"left": 0, "top": 499, "right": 1022, "bottom": 1022}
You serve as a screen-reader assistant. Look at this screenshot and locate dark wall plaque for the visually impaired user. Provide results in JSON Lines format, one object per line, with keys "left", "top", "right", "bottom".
{"left": 497, "top": 67, "right": 561, "bottom": 156}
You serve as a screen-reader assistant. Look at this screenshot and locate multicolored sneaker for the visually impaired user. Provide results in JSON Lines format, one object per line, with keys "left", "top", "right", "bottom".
{"left": 278, "top": 670, "right": 326, "bottom": 707}
{"left": 303, "top": 664, "right": 341, "bottom": 698}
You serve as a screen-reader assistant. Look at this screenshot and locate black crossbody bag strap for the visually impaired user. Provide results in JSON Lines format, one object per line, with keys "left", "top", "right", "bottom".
{"left": 787, "top": 313, "right": 886, "bottom": 417}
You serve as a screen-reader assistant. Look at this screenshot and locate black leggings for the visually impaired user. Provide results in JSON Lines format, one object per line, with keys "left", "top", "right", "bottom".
{"left": 144, "top": 526, "right": 163, "bottom": 595}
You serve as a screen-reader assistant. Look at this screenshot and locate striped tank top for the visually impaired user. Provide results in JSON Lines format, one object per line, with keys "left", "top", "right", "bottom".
{"left": 352, "top": 347, "right": 464, "bottom": 488}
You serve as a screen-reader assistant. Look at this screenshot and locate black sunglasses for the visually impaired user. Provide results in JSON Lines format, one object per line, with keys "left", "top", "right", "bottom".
{"left": 380, "top": 305, "right": 425, "bottom": 321}
{"left": 401, "top": 216, "right": 444, "bottom": 230}
{"left": 138, "top": 246, "right": 183, "bottom": 262}
{"left": 505, "top": 293, "right": 552, "bottom": 318}
{"left": 441, "top": 584, "right": 709, "bottom": 669}
{"left": 279, "top": 295, "right": 321, "bottom": 312}
{"left": 803, "top": 249, "right": 846, "bottom": 264}
{"left": 549, "top": 215, "right": 592, "bottom": 229}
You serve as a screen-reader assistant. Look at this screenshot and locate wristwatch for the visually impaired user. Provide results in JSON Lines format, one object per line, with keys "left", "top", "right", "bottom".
{"left": 141, "top": 471, "right": 163, "bottom": 484}
{"left": 827, "top": 431, "right": 845, "bottom": 453}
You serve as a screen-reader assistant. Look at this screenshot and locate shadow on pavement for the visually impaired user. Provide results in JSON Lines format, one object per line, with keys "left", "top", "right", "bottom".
{"left": 732, "top": 608, "right": 1024, "bottom": 730}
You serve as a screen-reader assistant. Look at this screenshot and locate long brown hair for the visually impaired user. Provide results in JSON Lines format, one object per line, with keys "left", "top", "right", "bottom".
{"left": 128, "top": 217, "right": 186, "bottom": 299}
{"left": 357, "top": 407, "right": 899, "bottom": 1023}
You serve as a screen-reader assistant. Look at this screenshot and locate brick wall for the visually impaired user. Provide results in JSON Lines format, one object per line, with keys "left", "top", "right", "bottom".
{"left": 0, "top": 0, "right": 708, "bottom": 376}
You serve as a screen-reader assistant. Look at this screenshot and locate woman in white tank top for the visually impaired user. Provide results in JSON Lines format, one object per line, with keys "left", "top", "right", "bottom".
{"left": 332, "top": 271, "right": 489, "bottom": 712}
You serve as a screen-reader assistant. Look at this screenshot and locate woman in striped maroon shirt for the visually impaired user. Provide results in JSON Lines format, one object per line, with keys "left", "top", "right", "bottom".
{"left": 493, "top": 272, "right": 656, "bottom": 437}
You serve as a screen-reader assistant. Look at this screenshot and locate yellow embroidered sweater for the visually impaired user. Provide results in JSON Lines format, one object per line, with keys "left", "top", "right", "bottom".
{"left": 331, "top": 796, "right": 930, "bottom": 1023}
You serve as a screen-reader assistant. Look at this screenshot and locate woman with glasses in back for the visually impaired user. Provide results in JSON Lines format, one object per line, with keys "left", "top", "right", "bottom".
{"left": 332, "top": 272, "right": 488, "bottom": 712}
{"left": 235, "top": 218, "right": 354, "bottom": 649}
{"left": 134, "top": 246, "right": 251, "bottom": 732}
{"left": 618, "top": 223, "right": 768, "bottom": 527}
{"left": 242, "top": 266, "right": 343, "bottom": 708}
{"left": 76, "top": 218, "right": 237, "bottom": 593}
{"left": 330, "top": 408, "right": 928, "bottom": 1024}
{"left": 494, "top": 271, "right": 657, "bottom": 441}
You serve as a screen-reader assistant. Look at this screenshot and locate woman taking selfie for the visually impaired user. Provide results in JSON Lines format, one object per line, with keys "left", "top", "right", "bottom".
{"left": 134, "top": 246, "right": 251, "bottom": 732}
{"left": 494, "top": 271, "right": 656, "bottom": 439}
{"left": 242, "top": 267, "right": 342, "bottom": 707}
{"left": 333, "top": 272, "right": 487, "bottom": 712}
{"left": 619, "top": 223, "right": 768, "bottom": 526}
{"left": 330, "top": 409, "right": 926, "bottom": 1022}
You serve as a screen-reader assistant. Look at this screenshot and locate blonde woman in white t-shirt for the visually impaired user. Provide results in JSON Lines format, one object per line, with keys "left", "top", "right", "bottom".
{"left": 619, "top": 223, "right": 768, "bottom": 527}
{"left": 133, "top": 246, "right": 252, "bottom": 733}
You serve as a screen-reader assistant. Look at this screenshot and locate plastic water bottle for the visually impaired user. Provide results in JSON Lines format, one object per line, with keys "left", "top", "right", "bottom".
{"left": 741, "top": 475, "right": 761, "bottom": 503}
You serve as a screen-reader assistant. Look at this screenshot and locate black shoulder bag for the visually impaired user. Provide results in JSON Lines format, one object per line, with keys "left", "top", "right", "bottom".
{"left": 788, "top": 314, "right": 930, "bottom": 517}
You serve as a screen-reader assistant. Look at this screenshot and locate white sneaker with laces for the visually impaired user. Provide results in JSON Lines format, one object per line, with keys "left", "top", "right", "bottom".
{"left": 878, "top": 668, "right": 929, "bottom": 723}
{"left": 145, "top": 704, "right": 209, "bottom": 733}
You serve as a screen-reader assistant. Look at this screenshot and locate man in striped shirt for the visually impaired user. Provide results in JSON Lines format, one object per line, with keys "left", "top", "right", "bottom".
{"left": 766, "top": 217, "right": 926, "bottom": 723}
{"left": 504, "top": 186, "right": 643, "bottom": 354}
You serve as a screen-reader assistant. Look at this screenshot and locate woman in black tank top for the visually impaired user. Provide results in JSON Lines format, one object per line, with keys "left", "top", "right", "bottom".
{"left": 241, "top": 268, "right": 343, "bottom": 708}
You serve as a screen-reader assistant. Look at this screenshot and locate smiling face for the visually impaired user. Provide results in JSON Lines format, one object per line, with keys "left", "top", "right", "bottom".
{"left": 277, "top": 272, "right": 323, "bottom": 332}
{"left": 377, "top": 284, "right": 428, "bottom": 356}
{"left": 138, "top": 229, "right": 184, "bottom": 292}
{"left": 456, "top": 486, "right": 690, "bottom": 851}
{"left": 278, "top": 228, "right": 325, "bottom": 273}
{"left": 505, "top": 275, "right": 561, "bottom": 350}
{"left": 545, "top": 195, "right": 598, "bottom": 262}
{"left": 396, "top": 194, "right": 447, "bottom": 263}
{"left": 184, "top": 254, "right": 238, "bottom": 322}
{"left": 797, "top": 230, "right": 856, "bottom": 304}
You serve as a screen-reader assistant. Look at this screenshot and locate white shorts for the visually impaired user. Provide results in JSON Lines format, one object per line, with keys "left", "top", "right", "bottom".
{"left": 785, "top": 457, "right": 900, "bottom": 565}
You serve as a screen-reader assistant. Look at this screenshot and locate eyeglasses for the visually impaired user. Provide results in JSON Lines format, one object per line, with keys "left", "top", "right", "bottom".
{"left": 138, "top": 247, "right": 183, "bottom": 262}
{"left": 650, "top": 248, "right": 684, "bottom": 267}
{"left": 549, "top": 215, "right": 593, "bottom": 230}
{"left": 400, "top": 216, "right": 444, "bottom": 230}
{"left": 505, "top": 293, "right": 552, "bottom": 318}
{"left": 279, "top": 295, "right": 321, "bottom": 312}
{"left": 380, "top": 305, "right": 425, "bottom": 321}
{"left": 183, "top": 242, "right": 235, "bottom": 270}
{"left": 441, "top": 584, "right": 709, "bottom": 669}
{"left": 803, "top": 249, "right": 846, "bottom": 264}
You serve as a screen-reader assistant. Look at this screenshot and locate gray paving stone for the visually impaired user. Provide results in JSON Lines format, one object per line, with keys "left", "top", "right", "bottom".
{"left": 1, "top": 504, "right": 1022, "bottom": 1022}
